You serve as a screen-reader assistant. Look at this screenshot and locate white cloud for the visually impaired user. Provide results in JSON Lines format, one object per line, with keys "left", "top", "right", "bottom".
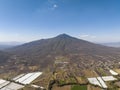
{"left": 47, "top": 0, "right": 58, "bottom": 10}
{"left": 53, "top": 4, "right": 58, "bottom": 8}
{"left": 80, "top": 34, "right": 96, "bottom": 39}
{"left": 51, "top": 4, "right": 58, "bottom": 10}
{"left": 90, "top": 36, "right": 96, "bottom": 38}
{"left": 80, "top": 34, "right": 89, "bottom": 38}
{"left": 35, "top": 0, "right": 59, "bottom": 13}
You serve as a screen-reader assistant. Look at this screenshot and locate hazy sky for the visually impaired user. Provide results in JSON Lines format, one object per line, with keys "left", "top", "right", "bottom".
{"left": 0, "top": 0, "right": 120, "bottom": 43}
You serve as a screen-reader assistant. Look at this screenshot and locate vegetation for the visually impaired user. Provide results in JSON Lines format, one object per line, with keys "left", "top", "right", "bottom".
{"left": 71, "top": 85, "right": 87, "bottom": 90}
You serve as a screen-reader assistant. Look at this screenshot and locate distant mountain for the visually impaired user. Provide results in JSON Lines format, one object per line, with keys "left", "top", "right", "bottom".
{"left": 101, "top": 42, "right": 120, "bottom": 47}
{"left": 0, "top": 45, "right": 14, "bottom": 50}
{"left": 6, "top": 34, "right": 120, "bottom": 70}
{"left": 0, "top": 42, "right": 24, "bottom": 50}
{"left": 0, "top": 41, "right": 23, "bottom": 45}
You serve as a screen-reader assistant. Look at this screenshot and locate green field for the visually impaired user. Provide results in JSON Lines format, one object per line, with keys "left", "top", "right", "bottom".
{"left": 71, "top": 85, "right": 87, "bottom": 90}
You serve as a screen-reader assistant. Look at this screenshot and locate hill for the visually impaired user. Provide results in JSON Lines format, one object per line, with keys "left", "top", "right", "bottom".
{"left": 6, "top": 34, "right": 120, "bottom": 71}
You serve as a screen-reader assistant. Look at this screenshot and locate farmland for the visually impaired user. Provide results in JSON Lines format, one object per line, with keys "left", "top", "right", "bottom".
{"left": 71, "top": 85, "right": 87, "bottom": 90}
{"left": 52, "top": 85, "right": 87, "bottom": 90}
{"left": 1, "top": 63, "right": 120, "bottom": 90}
{"left": 48, "top": 64, "right": 120, "bottom": 90}
{"left": 0, "top": 72, "right": 43, "bottom": 90}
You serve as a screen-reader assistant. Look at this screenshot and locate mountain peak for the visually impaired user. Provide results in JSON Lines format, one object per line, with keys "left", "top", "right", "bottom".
{"left": 55, "top": 34, "right": 73, "bottom": 39}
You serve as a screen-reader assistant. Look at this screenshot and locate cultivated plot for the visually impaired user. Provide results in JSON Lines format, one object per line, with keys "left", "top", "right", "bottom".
{"left": 14, "top": 72, "right": 42, "bottom": 85}
{"left": 1, "top": 82, "right": 24, "bottom": 90}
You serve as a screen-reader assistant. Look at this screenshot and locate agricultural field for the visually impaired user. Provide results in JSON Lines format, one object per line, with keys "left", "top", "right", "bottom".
{"left": 96, "top": 68, "right": 111, "bottom": 76}
{"left": 1, "top": 66, "right": 120, "bottom": 90}
{"left": 32, "top": 71, "right": 53, "bottom": 89}
{"left": 87, "top": 85, "right": 101, "bottom": 90}
{"left": 19, "top": 85, "right": 39, "bottom": 90}
{"left": 114, "top": 69, "right": 120, "bottom": 74}
{"left": 52, "top": 85, "right": 87, "bottom": 90}
{"left": 71, "top": 85, "right": 87, "bottom": 90}
{"left": 52, "top": 85, "right": 71, "bottom": 90}
{"left": 1, "top": 82, "right": 24, "bottom": 90}
{"left": 83, "top": 69, "right": 98, "bottom": 78}
{"left": 87, "top": 69, "right": 120, "bottom": 89}
{"left": 0, "top": 72, "right": 43, "bottom": 90}
{"left": 49, "top": 66, "right": 120, "bottom": 90}
{"left": 14, "top": 72, "right": 42, "bottom": 85}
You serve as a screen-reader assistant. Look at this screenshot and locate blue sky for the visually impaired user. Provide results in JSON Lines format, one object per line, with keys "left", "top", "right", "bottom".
{"left": 0, "top": 0, "right": 120, "bottom": 43}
